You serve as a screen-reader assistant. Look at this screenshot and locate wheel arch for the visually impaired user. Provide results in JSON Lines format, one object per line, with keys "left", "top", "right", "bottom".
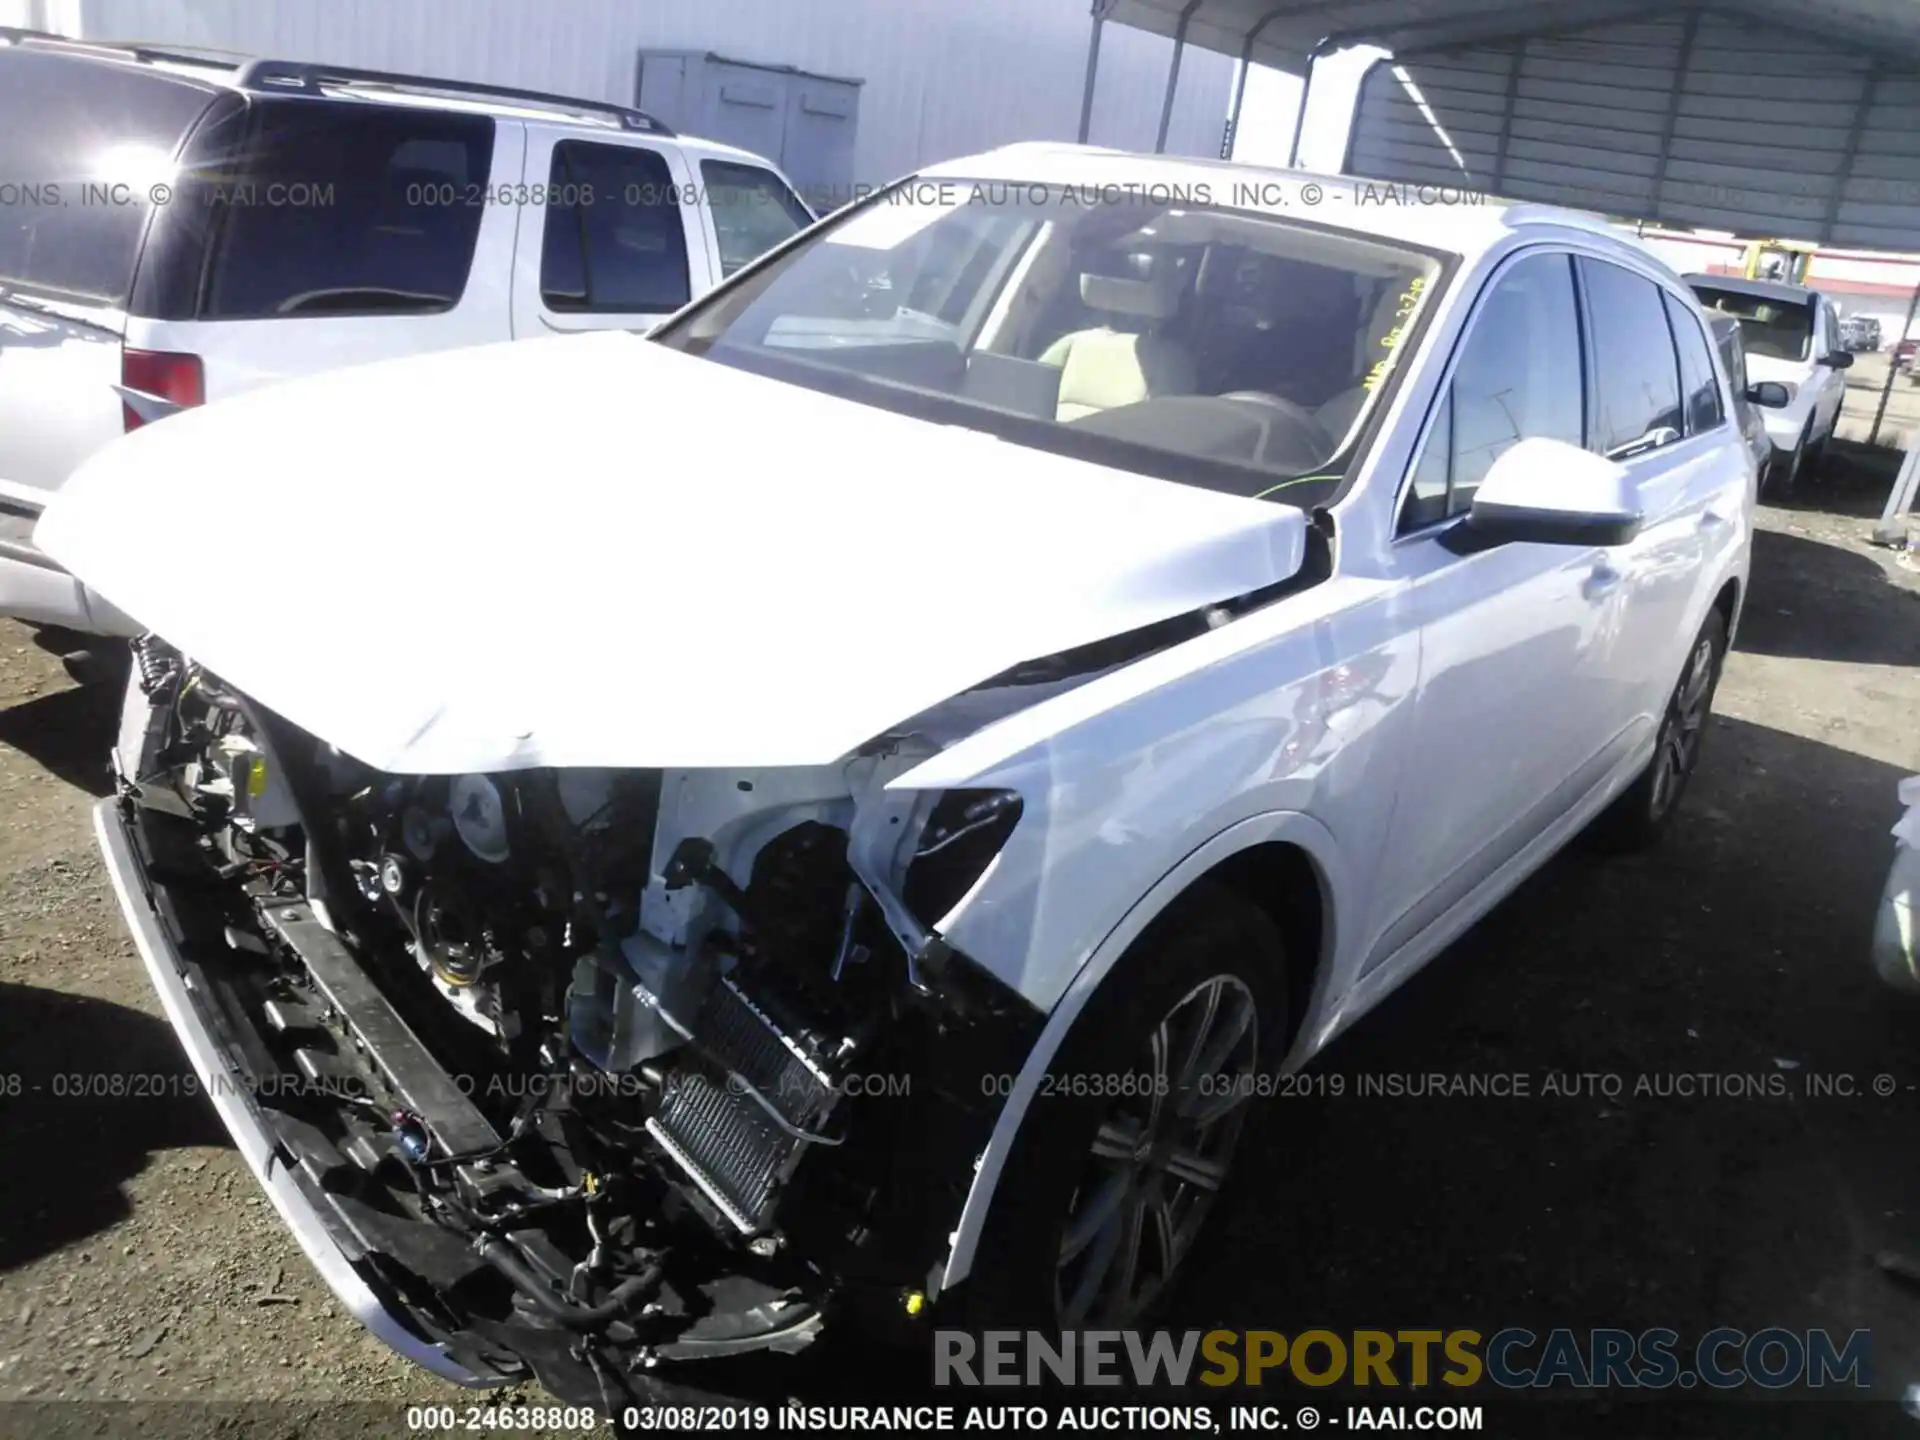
{"left": 1191, "top": 840, "right": 1328, "bottom": 1053}
{"left": 939, "top": 812, "right": 1345, "bottom": 1294}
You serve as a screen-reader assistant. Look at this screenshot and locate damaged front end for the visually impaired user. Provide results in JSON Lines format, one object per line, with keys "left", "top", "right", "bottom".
{"left": 102, "top": 636, "right": 1043, "bottom": 1406}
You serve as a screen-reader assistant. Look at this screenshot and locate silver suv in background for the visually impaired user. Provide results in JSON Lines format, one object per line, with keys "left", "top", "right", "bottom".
{"left": 0, "top": 28, "right": 814, "bottom": 647}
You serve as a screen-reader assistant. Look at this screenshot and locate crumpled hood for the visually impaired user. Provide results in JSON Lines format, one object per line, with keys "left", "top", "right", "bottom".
{"left": 39, "top": 331, "right": 1308, "bottom": 773}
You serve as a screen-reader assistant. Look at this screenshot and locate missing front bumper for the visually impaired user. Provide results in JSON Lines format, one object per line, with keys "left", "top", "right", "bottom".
{"left": 93, "top": 796, "right": 506, "bottom": 1387}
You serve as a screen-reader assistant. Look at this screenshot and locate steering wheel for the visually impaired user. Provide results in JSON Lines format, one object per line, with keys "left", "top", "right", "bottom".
{"left": 1218, "top": 391, "right": 1337, "bottom": 467}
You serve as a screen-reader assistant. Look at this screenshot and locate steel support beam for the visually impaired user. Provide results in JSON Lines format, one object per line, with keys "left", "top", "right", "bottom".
{"left": 1079, "top": 0, "right": 1118, "bottom": 144}
{"left": 1644, "top": 7, "right": 1700, "bottom": 220}
{"left": 1286, "top": 41, "right": 1324, "bottom": 167}
{"left": 1156, "top": 0, "right": 1205, "bottom": 153}
{"left": 1488, "top": 38, "right": 1525, "bottom": 193}
{"left": 1821, "top": 60, "right": 1881, "bottom": 245}
{"left": 1873, "top": 420, "right": 1920, "bottom": 546}
{"left": 1333, "top": 0, "right": 1668, "bottom": 55}
{"left": 1870, "top": 282, "right": 1920, "bottom": 450}
{"left": 1224, "top": 4, "right": 1294, "bottom": 160}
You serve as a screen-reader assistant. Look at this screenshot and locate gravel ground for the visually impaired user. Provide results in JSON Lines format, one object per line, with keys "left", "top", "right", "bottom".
{"left": 1837, "top": 351, "right": 1920, "bottom": 450}
{"left": 4, "top": 464, "right": 1920, "bottom": 1434}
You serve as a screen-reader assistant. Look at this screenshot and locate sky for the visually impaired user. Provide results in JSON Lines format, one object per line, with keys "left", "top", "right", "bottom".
{"left": 1228, "top": 46, "right": 1388, "bottom": 172}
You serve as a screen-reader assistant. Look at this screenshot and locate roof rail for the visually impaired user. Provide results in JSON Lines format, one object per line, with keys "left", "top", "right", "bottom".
{"left": 0, "top": 26, "right": 244, "bottom": 71}
{"left": 1500, "top": 202, "right": 1629, "bottom": 238}
{"left": 233, "top": 58, "right": 674, "bottom": 135}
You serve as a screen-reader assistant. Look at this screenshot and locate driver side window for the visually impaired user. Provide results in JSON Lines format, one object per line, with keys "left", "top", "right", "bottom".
{"left": 1400, "top": 251, "right": 1585, "bottom": 533}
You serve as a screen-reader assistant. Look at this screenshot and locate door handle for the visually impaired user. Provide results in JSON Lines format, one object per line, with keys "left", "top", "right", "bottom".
{"left": 1582, "top": 564, "right": 1623, "bottom": 601}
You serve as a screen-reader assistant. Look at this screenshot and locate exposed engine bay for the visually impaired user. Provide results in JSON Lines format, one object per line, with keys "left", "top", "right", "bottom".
{"left": 113, "top": 636, "right": 1045, "bottom": 1404}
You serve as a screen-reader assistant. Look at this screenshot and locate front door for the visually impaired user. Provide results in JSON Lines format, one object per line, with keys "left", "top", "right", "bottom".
{"left": 510, "top": 125, "right": 715, "bottom": 339}
{"left": 1362, "top": 250, "right": 1621, "bottom": 972}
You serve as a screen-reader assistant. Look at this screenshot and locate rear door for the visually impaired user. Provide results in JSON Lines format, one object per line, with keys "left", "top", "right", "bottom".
{"left": 510, "top": 125, "right": 714, "bottom": 337}
{"left": 128, "top": 97, "right": 520, "bottom": 403}
{"left": 1573, "top": 258, "right": 1719, "bottom": 749}
{"left": 0, "top": 47, "right": 216, "bottom": 500}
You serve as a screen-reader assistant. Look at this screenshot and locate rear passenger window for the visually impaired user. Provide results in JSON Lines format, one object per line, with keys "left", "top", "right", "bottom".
{"left": 1663, "top": 292, "right": 1724, "bottom": 435}
{"left": 542, "top": 143, "right": 691, "bottom": 313}
{"left": 198, "top": 101, "right": 493, "bottom": 319}
{"left": 1580, "top": 259, "right": 1684, "bottom": 459}
{"left": 1400, "top": 252, "right": 1584, "bottom": 531}
{"left": 0, "top": 49, "right": 215, "bottom": 303}
{"left": 701, "top": 161, "right": 813, "bottom": 278}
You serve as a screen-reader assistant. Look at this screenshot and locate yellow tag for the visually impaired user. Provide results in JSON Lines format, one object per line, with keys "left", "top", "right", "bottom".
{"left": 248, "top": 756, "right": 269, "bottom": 799}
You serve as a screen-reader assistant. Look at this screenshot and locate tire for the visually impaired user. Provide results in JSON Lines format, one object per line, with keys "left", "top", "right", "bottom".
{"left": 1804, "top": 426, "right": 1831, "bottom": 484}
{"left": 1772, "top": 423, "right": 1811, "bottom": 497}
{"left": 1589, "top": 609, "right": 1728, "bottom": 853}
{"left": 960, "top": 881, "right": 1285, "bottom": 1331}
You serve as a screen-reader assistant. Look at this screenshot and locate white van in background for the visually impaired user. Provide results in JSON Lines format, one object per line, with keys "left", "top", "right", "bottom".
{"left": 0, "top": 28, "right": 815, "bottom": 647}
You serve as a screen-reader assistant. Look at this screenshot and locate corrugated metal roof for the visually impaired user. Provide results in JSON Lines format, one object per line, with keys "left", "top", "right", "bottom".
{"left": 1109, "top": 0, "right": 1920, "bottom": 72}
{"left": 1344, "top": 10, "right": 1920, "bottom": 248}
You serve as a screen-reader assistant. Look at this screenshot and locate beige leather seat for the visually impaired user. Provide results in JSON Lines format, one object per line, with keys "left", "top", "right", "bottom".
{"left": 1039, "top": 271, "right": 1197, "bottom": 422}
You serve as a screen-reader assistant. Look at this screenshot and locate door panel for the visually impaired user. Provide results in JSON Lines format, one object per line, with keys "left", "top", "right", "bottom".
{"left": 1364, "top": 532, "right": 1613, "bottom": 970}
{"left": 1363, "top": 250, "right": 1612, "bottom": 973}
{"left": 781, "top": 80, "right": 859, "bottom": 204}
{"left": 711, "top": 70, "right": 788, "bottom": 166}
{"left": 1575, "top": 257, "right": 1700, "bottom": 741}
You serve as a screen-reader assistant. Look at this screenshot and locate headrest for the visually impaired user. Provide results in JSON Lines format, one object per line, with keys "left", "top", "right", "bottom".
{"left": 1080, "top": 268, "right": 1182, "bottom": 322}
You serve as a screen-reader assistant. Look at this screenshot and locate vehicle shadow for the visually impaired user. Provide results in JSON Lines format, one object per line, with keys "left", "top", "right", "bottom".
{"left": 0, "top": 681, "right": 118, "bottom": 799}
{"left": 1794, "top": 439, "right": 1903, "bottom": 521}
{"left": 0, "top": 981, "right": 230, "bottom": 1273}
{"left": 1733, "top": 527, "right": 1920, "bottom": 668}
{"left": 1174, "top": 710, "right": 1920, "bottom": 1394}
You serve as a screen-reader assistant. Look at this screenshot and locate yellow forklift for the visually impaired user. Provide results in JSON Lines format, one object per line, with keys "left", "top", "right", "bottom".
{"left": 1741, "top": 238, "right": 1818, "bottom": 284}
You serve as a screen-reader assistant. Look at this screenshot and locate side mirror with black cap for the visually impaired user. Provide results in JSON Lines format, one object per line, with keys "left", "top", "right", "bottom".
{"left": 1747, "top": 381, "right": 1792, "bottom": 408}
{"left": 1822, "top": 350, "right": 1855, "bottom": 370}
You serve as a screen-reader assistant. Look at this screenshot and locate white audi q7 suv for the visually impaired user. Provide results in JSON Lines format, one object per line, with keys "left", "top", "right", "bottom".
{"left": 40, "top": 144, "right": 1755, "bottom": 1409}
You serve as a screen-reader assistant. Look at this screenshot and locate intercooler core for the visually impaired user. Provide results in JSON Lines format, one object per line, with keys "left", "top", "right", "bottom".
{"left": 646, "top": 976, "right": 838, "bottom": 1234}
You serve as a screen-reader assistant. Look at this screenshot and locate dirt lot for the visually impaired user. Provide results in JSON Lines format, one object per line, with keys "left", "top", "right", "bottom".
{"left": 1838, "top": 349, "right": 1920, "bottom": 450}
{"left": 6, "top": 461, "right": 1920, "bottom": 1433}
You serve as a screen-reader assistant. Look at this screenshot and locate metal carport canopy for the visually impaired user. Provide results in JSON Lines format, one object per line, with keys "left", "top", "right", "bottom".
{"left": 1102, "top": 0, "right": 1920, "bottom": 250}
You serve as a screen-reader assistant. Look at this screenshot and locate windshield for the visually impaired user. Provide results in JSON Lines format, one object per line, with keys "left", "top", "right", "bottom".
{"left": 651, "top": 180, "right": 1444, "bottom": 504}
{"left": 1689, "top": 285, "right": 1814, "bottom": 363}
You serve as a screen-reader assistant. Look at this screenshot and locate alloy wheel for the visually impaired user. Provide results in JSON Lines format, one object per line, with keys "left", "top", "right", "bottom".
{"left": 1054, "top": 974, "right": 1259, "bottom": 1327}
{"left": 1648, "top": 633, "right": 1716, "bottom": 820}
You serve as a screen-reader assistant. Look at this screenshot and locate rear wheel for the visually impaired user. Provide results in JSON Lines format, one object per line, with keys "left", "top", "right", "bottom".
{"left": 1589, "top": 610, "right": 1727, "bottom": 853}
{"left": 961, "top": 882, "right": 1284, "bottom": 1329}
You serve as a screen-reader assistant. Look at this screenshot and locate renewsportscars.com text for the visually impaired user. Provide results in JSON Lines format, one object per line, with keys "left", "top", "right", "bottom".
{"left": 933, "top": 1327, "right": 1870, "bottom": 1390}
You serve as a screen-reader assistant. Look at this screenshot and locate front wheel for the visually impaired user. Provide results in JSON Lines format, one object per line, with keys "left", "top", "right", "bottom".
{"left": 1764, "top": 425, "right": 1809, "bottom": 499}
{"left": 1589, "top": 610, "right": 1727, "bottom": 853}
{"left": 961, "top": 882, "right": 1285, "bottom": 1330}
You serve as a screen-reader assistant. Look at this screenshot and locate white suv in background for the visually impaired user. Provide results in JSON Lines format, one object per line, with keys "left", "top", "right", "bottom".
{"left": 1685, "top": 273, "right": 1852, "bottom": 494}
{"left": 0, "top": 28, "right": 813, "bottom": 644}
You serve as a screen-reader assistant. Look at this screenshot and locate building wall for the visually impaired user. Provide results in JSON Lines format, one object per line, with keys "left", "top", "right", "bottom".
{"left": 20, "top": 0, "right": 1234, "bottom": 186}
